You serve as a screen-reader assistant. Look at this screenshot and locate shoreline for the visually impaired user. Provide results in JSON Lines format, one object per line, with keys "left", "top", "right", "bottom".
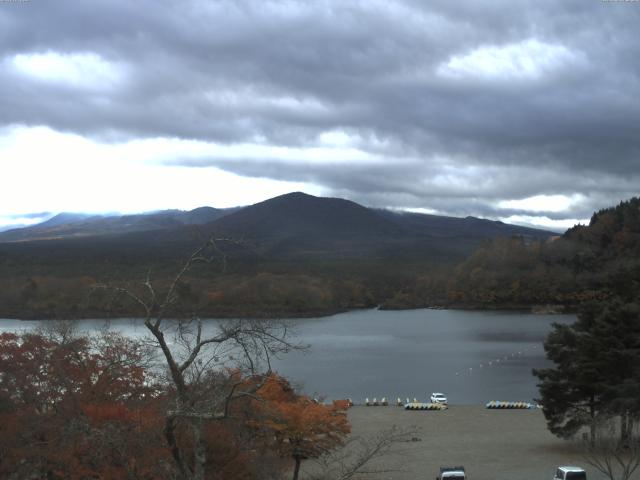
{"left": 1, "top": 304, "right": 573, "bottom": 322}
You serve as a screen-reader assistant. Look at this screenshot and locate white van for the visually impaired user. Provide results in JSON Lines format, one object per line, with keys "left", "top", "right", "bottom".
{"left": 553, "top": 466, "right": 586, "bottom": 480}
{"left": 436, "top": 466, "right": 465, "bottom": 480}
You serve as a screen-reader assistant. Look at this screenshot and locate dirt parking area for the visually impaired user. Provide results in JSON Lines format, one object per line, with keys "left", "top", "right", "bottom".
{"left": 312, "top": 406, "right": 615, "bottom": 480}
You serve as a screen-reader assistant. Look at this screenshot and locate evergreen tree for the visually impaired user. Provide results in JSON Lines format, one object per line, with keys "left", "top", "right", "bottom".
{"left": 534, "top": 319, "right": 605, "bottom": 442}
{"left": 534, "top": 298, "right": 640, "bottom": 443}
{"left": 586, "top": 299, "right": 640, "bottom": 443}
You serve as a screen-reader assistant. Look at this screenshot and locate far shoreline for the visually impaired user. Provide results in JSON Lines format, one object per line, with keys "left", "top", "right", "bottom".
{"left": 0, "top": 303, "right": 575, "bottom": 322}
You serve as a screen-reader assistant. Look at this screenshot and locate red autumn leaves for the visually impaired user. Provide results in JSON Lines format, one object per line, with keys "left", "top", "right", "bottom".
{"left": 0, "top": 331, "right": 350, "bottom": 479}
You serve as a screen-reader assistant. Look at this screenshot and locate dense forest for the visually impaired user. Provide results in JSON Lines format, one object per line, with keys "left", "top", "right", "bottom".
{"left": 0, "top": 194, "right": 637, "bottom": 319}
{"left": 446, "top": 197, "right": 640, "bottom": 311}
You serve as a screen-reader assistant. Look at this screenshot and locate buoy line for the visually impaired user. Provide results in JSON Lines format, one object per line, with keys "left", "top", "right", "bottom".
{"left": 454, "top": 344, "right": 540, "bottom": 377}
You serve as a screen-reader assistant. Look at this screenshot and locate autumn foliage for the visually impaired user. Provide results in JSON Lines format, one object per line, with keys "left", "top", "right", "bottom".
{"left": 0, "top": 332, "right": 350, "bottom": 480}
{"left": 0, "top": 330, "right": 165, "bottom": 479}
{"left": 249, "top": 375, "right": 351, "bottom": 480}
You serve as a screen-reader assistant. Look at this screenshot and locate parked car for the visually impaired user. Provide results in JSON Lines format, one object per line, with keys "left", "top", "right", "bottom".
{"left": 430, "top": 392, "right": 448, "bottom": 404}
{"left": 436, "top": 466, "right": 466, "bottom": 480}
{"left": 553, "top": 466, "right": 586, "bottom": 480}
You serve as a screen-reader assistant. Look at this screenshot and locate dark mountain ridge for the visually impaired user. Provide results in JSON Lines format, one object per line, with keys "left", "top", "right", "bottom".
{"left": 0, "top": 192, "right": 552, "bottom": 253}
{"left": 377, "top": 209, "right": 549, "bottom": 239}
{"left": 0, "top": 206, "right": 235, "bottom": 243}
{"left": 0, "top": 191, "right": 558, "bottom": 319}
{"left": 0, "top": 192, "right": 555, "bottom": 267}
{"left": 204, "top": 192, "right": 553, "bottom": 259}
{"left": 208, "top": 192, "right": 401, "bottom": 239}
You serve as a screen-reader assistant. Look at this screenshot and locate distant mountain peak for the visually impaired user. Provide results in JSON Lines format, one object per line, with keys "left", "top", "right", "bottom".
{"left": 0, "top": 206, "right": 233, "bottom": 242}
{"left": 279, "top": 191, "right": 314, "bottom": 199}
{"left": 40, "top": 212, "right": 96, "bottom": 227}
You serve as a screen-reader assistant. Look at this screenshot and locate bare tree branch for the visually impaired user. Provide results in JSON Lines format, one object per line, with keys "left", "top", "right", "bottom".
{"left": 579, "top": 417, "right": 640, "bottom": 480}
{"left": 306, "top": 426, "right": 419, "bottom": 480}
{"left": 95, "top": 237, "right": 303, "bottom": 480}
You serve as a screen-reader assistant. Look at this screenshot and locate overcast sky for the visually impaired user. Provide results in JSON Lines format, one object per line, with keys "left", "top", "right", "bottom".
{"left": 1, "top": 0, "right": 639, "bottom": 231}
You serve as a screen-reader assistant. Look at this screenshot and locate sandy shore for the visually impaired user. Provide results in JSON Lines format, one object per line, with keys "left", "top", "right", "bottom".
{"left": 304, "top": 406, "right": 615, "bottom": 480}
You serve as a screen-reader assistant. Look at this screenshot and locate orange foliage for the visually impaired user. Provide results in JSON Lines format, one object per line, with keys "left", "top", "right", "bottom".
{"left": 0, "top": 332, "right": 166, "bottom": 479}
{"left": 332, "top": 399, "right": 351, "bottom": 411}
{"left": 248, "top": 374, "right": 351, "bottom": 476}
{"left": 0, "top": 337, "right": 347, "bottom": 480}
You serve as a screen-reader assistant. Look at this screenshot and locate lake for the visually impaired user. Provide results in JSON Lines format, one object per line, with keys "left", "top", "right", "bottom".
{"left": 0, "top": 308, "right": 574, "bottom": 405}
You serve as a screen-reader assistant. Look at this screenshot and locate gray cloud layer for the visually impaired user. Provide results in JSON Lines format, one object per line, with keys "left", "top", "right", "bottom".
{"left": 1, "top": 0, "right": 639, "bottom": 225}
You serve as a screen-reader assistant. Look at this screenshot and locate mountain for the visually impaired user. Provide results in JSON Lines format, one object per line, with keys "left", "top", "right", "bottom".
{"left": 378, "top": 210, "right": 550, "bottom": 240}
{"left": 38, "top": 213, "right": 96, "bottom": 227}
{"left": 0, "top": 207, "right": 234, "bottom": 242}
{"left": 203, "top": 192, "right": 402, "bottom": 256}
{"left": 182, "top": 206, "right": 240, "bottom": 225}
{"left": 0, "top": 192, "right": 556, "bottom": 319}
{"left": 209, "top": 192, "right": 399, "bottom": 238}
{"left": 0, "top": 213, "right": 88, "bottom": 233}
{"left": 198, "top": 192, "right": 552, "bottom": 258}
{"left": 0, "top": 192, "right": 553, "bottom": 261}
{"left": 205, "top": 191, "right": 554, "bottom": 242}
{"left": 0, "top": 193, "right": 551, "bottom": 255}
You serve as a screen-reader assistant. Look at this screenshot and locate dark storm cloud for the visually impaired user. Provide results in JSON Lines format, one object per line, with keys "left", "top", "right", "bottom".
{"left": 170, "top": 155, "right": 638, "bottom": 221}
{"left": 1, "top": 0, "right": 639, "bottom": 223}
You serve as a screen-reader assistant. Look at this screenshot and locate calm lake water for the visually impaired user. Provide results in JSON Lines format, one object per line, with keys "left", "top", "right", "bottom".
{"left": 0, "top": 309, "right": 574, "bottom": 405}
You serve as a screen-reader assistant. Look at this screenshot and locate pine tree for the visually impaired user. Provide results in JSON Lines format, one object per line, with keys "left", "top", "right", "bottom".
{"left": 534, "top": 320, "right": 605, "bottom": 442}
{"left": 534, "top": 298, "right": 640, "bottom": 443}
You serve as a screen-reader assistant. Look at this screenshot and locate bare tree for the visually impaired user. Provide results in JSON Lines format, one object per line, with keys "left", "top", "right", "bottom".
{"left": 305, "top": 426, "right": 419, "bottom": 480}
{"left": 95, "top": 239, "right": 300, "bottom": 480}
{"left": 580, "top": 417, "right": 640, "bottom": 480}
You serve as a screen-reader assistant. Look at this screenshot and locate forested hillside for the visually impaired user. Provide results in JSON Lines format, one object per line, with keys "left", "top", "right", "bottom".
{"left": 2, "top": 196, "right": 637, "bottom": 318}
{"left": 446, "top": 197, "right": 640, "bottom": 310}
{"left": 0, "top": 192, "right": 551, "bottom": 319}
